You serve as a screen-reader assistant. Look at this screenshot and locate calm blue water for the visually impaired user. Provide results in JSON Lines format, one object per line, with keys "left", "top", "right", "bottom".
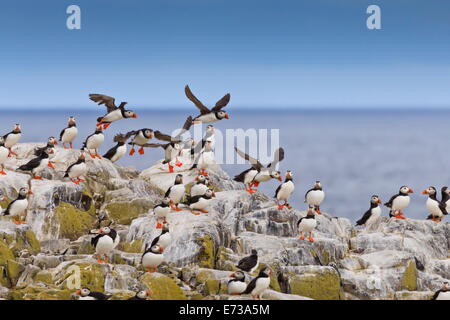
{"left": 2, "top": 109, "right": 450, "bottom": 222}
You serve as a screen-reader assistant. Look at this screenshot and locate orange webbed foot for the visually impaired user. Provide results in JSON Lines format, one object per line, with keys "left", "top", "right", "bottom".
{"left": 278, "top": 204, "right": 284, "bottom": 210}
{"left": 200, "top": 209, "right": 208, "bottom": 213}
{"left": 33, "top": 175, "right": 42, "bottom": 180}
{"left": 307, "top": 237, "right": 314, "bottom": 242}
{"left": 299, "top": 236, "right": 305, "bottom": 240}
{"left": 129, "top": 148, "right": 135, "bottom": 156}
{"left": 138, "top": 147, "right": 144, "bottom": 155}
{"left": 0, "top": 170, "right": 6, "bottom": 175}
{"left": 71, "top": 179, "right": 80, "bottom": 185}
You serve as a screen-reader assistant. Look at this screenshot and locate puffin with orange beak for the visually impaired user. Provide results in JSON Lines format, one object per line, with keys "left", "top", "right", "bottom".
{"left": 274, "top": 170, "right": 295, "bottom": 209}
{"left": 34, "top": 136, "right": 58, "bottom": 157}
{"left": 0, "top": 137, "right": 9, "bottom": 175}
{"left": 141, "top": 244, "right": 164, "bottom": 273}
{"left": 2, "top": 187, "right": 32, "bottom": 225}
{"left": 228, "top": 271, "right": 247, "bottom": 295}
{"left": 128, "top": 290, "right": 153, "bottom": 300}
{"left": 59, "top": 116, "right": 78, "bottom": 149}
{"left": 422, "top": 186, "right": 448, "bottom": 222}
{"left": 90, "top": 226, "right": 119, "bottom": 263}
{"left": 18, "top": 147, "right": 55, "bottom": 179}
{"left": 164, "top": 174, "right": 185, "bottom": 212}
{"left": 149, "top": 224, "right": 171, "bottom": 253}
{"left": 242, "top": 267, "right": 272, "bottom": 300}
{"left": 75, "top": 288, "right": 111, "bottom": 300}
{"left": 2, "top": 124, "right": 21, "bottom": 157}
{"left": 185, "top": 188, "right": 215, "bottom": 215}
{"left": 305, "top": 181, "right": 325, "bottom": 214}
{"left": 384, "top": 185, "right": 414, "bottom": 219}
{"left": 82, "top": 125, "right": 104, "bottom": 159}
{"left": 89, "top": 93, "right": 137, "bottom": 129}
{"left": 356, "top": 195, "right": 382, "bottom": 227}
{"left": 64, "top": 153, "right": 87, "bottom": 184}
{"left": 185, "top": 85, "right": 230, "bottom": 124}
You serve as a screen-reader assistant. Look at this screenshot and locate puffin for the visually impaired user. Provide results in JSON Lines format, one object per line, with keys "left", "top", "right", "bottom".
{"left": 89, "top": 93, "right": 137, "bottom": 129}
{"left": 186, "top": 188, "right": 215, "bottom": 215}
{"left": 18, "top": 147, "right": 55, "bottom": 179}
{"left": 141, "top": 244, "right": 164, "bottom": 273}
{"left": 242, "top": 267, "right": 272, "bottom": 300}
{"left": 75, "top": 288, "right": 111, "bottom": 300}
{"left": 82, "top": 125, "right": 104, "bottom": 159}
{"left": 150, "top": 225, "right": 172, "bottom": 253}
{"left": 305, "top": 181, "right": 325, "bottom": 214}
{"left": 192, "top": 125, "right": 216, "bottom": 155}
{"left": 227, "top": 271, "right": 247, "bottom": 295}
{"left": 422, "top": 186, "right": 448, "bottom": 222}
{"left": 190, "top": 174, "right": 210, "bottom": 197}
{"left": 154, "top": 198, "right": 171, "bottom": 229}
{"left": 64, "top": 153, "right": 87, "bottom": 184}
{"left": 0, "top": 137, "right": 9, "bottom": 175}
{"left": 142, "top": 116, "right": 193, "bottom": 171}
{"left": 59, "top": 116, "right": 78, "bottom": 149}
{"left": 128, "top": 290, "right": 153, "bottom": 300}
{"left": 2, "top": 187, "right": 33, "bottom": 225}
{"left": 234, "top": 168, "right": 259, "bottom": 194}
{"left": 355, "top": 195, "right": 382, "bottom": 227}
{"left": 103, "top": 132, "right": 133, "bottom": 163}
{"left": 127, "top": 128, "right": 154, "bottom": 155}
{"left": 34, "top": 136, "right": 58, "bottom": 157}
{"left": 90, "top": 226, "right": 119, "bottom": 263}
{"left": 185, "top": 85, "right": 230, "bottom": 124}
{"left": 164, "top": 174, "right": 185, "bottom": 211}
{"left": 384, "top": 185, "right": 414, "bottom": 219}
{"left": 2, "top": 124, "right": 21, "bottom": 157}
{"left": 441, "top": 186, "right": 450, "bottom": 216}
{"left": 190, "top": 141, "right": 215, "bottom": 176}
{"left": 297, "top": 208, "right": 317, "bottom": 242}
{"left": 431, "top": 282, "right": 450, "bottom": 300}
{"left": 234, "top": 147, "right": 284, "bottom": 191}
{"left": 237, "top": 249, "right": 259, "bottom": 274}
{"left": 274, "top": 170, "right": 295, "bottom": 209}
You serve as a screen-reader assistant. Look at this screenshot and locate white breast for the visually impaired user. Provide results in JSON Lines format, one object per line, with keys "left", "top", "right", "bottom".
{"left": 8, "top": 199, "right": 28, "bottom": 216}
{"left": 255, "top": 170, "right": 271, "bottom": 182}
{"left": 426, "top": 198, "right": 443, "bottom": 217}
{"left": 190, "top": 197, "right": 212, "bottom": 210}
{"left": 298, "top": 218, "right": 317, "bottom": 232}
{"left": 68, "top": 162, "right": 87, "bottom": 179}
{"left": 78, "top": 296, "right": 97, "bottom": 301}
{"left": 0, "top": 146, "right": 9, "bottom": 164}
{"left": 196, "top": 113, "right": 217, "bottom": 123}
{"left": 168, "top": 184, "right": 185, "bottom": 204}
{"left": 5, "top": 133, "right": 21, "bottom": 148}
{"left": 86, "top": 133, "right": 104, "bottom": 150}
{"left": 198, "top": 151, "right": 215, "bottom": 170}
{"left": 306, "top": 190, "right": 325, "bottom": 206}
{"left": 142, "top": 252, "right": 164, "bottom": 268}
{"left": 34, "top": 158, "right": 49, "bottom": 173}
{"left": 244, "top": 170, "right": 259, "bottom": 184}
{"left": 276, "top": 181, "right": 295, "bottom": 201}
{"left": 154, "top": 206, "right": 170, "bottom": 218}
{"left": 228, "top": 281, "right": 247, "bottom": 295}
{"left": 191, "top": 184, "right": 208, "bottom": 197}
{"left": 62, "top": 127, "right": 78, "bottom": 143}
{"left": 103, "top": 109, "right": 123, "bottom": 122}
{"left": 133, "top": 131, "right": 150, "bottom": 145}
{"left": 436, "top": 291, "right": 450, "bottom": 300}
{"left": 158, "top": 233, "right": 172, "bottom": 249}
{"left": 366, "top": 206, "right": 381, "bottom": 225}
{"left": 251, "top": 277, "right": 270, "bottom": 296}
{"left": 111, "top": 145, "right": 127, "bottom": 163}
{"left": 391, "top": 195, "right": 410, "bottom": 211}
{"left": 95, "top": 235, "right": 115, "bottom": 255}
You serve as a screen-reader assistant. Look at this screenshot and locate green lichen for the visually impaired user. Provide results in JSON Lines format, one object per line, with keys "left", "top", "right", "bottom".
{"left": 62, "top": 263, "right": 105, "bottom": 292}
{"left": 55, "top": 202, "right": 96, "bottom": 240}
{"left": 196, "top": 235, "right": 215, "bottom": 269}
{"left": 25, "top": 230, "right": 41, "bottom": 254}
{"left": 141, "top": 273, "right": 187, "bottom": 300}
{"left": 118, "top": 239, "right": 144, "bottom": 253}
{"left": 34, "top": 270, "right": 53, "bottom": 284}
{"left": 0, "top": 239, "right": 14, "bottom": 266}
{"left": 401, "top": 260, "right": 417, "bottom": 291}
{"left": 105, "top": 199, "right": 153, "bottom": 225}
{"left": 289, "top": 269, "right": 341, "bottom": 300}
{"left": 310, "top": 247, "right": 331, "bottom": 265}
{"left": 9, "top": 286, "right": 73, "bottom": 300}
{"left": 204, "top": 279, "right": 220, "bottom": 295}
{"left": 6, "top": 260, "right": 22, "bottom": 283}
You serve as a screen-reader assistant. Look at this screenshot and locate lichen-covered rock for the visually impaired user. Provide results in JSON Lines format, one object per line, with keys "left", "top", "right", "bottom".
{"left": 140, "top": 273, "right": 187, "bottom": 300}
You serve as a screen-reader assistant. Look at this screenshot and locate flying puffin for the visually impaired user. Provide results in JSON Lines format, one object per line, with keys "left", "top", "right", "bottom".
{"left": 64, "top": 153, "right": 87, "bottom": 184}
{"left": 422, "top": 186, "right": 448, "bottom": 222}
{"left": 164, "top": 174, "right": 185, "bottom": 211}
{"left": 441, "top": 186, "right": 450, "bottom": 218}
{"left": 237, "top": 249, "right": 259, "bottom": 274}
{"left": 59, "top": 116, "right": 78, "bottom": 149}
{"left": 154, "top": 198, "right": 171, "bottom": 229}
{"left": 234, "top": 147, "right": 284, "bottom": 191}
{"left": 227, "top": 271, "right": 247, "bottom": 295}
{"left": 142, "top": 244, "right": 164, "bottom": 273}
{"left": 384, "top": 185, "right": 414, "bottom": 219}
{"left": 274, "top": 170, "right": 295, "bottom": 209}
{"left": 150, "top": 224, "right": 172, "bottom": 253}
{"left": 0, "top": 137, "right": 9, "bottom": 175}
{"left": 18, "top": 147, "right": 55, "bottom": 179}
{"left": 297, "top": 208, "right": 317, "bottom": 242}
{"left": 2, "top": 187, "right": 33, "bottom": 225}
{"left": 82, "top": 125, "right": 104, "bottom": 159}
{"left": 127, "top": 128, "right": 154, "bottom": 155}
{"left": 142, "top": 116, "right": 193, "bottom": 172}
{"left": 186, "top": 188, "right": 215, "bottom": 215}
{"left": 90, "top": 226, "right": 119, "bottom": 263}
{"left": 431, "top": 282, "right": 450, "bottom": 300}
{"left": 75, "top": 288, "right": 111, "bottom": 300}
{"left": 89, "top": 93, "right": 137, "bottom": 129}
{"left": 2, "top": 124, "right": 21, "bottom": 157}
{"left": 185, "top": 85, "right": 230, "bottom": 124}
{"left": 128, "top": 290, "right": 153, "bottom": 300}
{"left": 356, "top": 195, "right": 382, "bottom": 227}
{"left": 190, "top": 174, "right": 210, "bottom": 197}
{"left": 34, "top": 136, "right": 58, "bottom": 157}
{"left": 190, "top": 141, "right": 215, "bottom": 176}
{"left": 305, "top": 181, "right": 325, "bottom": 214}
{"left": 242, "top": 267, "right": 272, "bottom": 300}
{"left": 103, "top": 132, "right": 133, "bottom": 163}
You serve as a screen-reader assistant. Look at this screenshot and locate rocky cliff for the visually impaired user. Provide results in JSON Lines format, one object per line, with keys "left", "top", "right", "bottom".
{"left": 0, "top": 143, "right": 448, "bottom": 300}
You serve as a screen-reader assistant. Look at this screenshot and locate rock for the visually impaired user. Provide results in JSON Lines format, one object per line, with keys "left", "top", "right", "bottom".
{"left": 140, "top": 273, "right": 187, "bottom": 300}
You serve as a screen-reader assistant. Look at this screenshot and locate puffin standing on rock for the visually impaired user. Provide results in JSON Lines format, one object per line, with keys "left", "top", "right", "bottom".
{"left": 127, "top": 129, "right": 154, "bottom": 156}
{"left": 18, "top": 147, "right": 55, "bottom": 179}
{"left": 91, "top": 227, "right": 119, "bottom": 263}
{"left": 305, "top": 181, "right": 325, "bottom": 214}
{"left": 242, "top": 267, "right": 272, "bottom": 300}
{"left": 142, "top": 244, "right": 164, "bottom": 273}
{"left": 431, "top": 282, "right": 450, "bottom": 300}
{"left": 64, "top": 153, "right": 87, "bottom": 184}
{"left": 422, "top": 186, "right": 448, "bottom": 222}
{"left": 34, "top": 136, "right": 58, "bottom": 156}
{"left": 384, "top": 186, "right": 414, "bottom": 219}
{"left": 82, "top": 126, "right": 104, "bottom": 159}
{"left": 103, "top": 133, "right": 133, "bottom": 163}
{"left": 89, "top": 93, "right": 137, "bottom": 129}
{"left": 2, "top": 187, "right": 33, "bottom": 224}
{"left": 75, "top": 288, "right": 111, "bottom": 300}
{"left": 274, "top": 170, "right": 295, "bottom": 209}
{"left": 237, "top": 249, "right": 259, "bottom": 274}
{"left": 190, "top": 141, "right": 215, "bottom": 176}
{"left": 0, "top": 137, "right": 9, "bottom": 175}
{"left": 440, "top": 186, "right": 450, "bottom": 218}
{"left": 356, "top": 195, "right": 382, "bottom": 227}
{"left": 185, "top": 85, "right": 230, "bottom": 124}
{"left": 2, "top": 124, "right": 21, "bottom": 157}
{"left": 186, "top": 188, "right": 215, "bottom": 215}
{"left": 165, "top": 174, "right": 185, "bottom": 211}
{"left": 190, "top": 174, "right": 210, "bottom": 197}
{"left": 128, "top": 290, "right": 153, "bottom": 300}
{"left": 59, "top": 116, "right": 78, "bottom": 149}
{"left": 227, "top": 271, "right": 247, "bottom": 295}
{"left": 154, "top": 198, "right": 171, "bottom": 228}
{"left": 297, "top": 208, "right": 317, "bottom": 242}
{"left": 150, "top": 224, "right": 172, "bottom": 253}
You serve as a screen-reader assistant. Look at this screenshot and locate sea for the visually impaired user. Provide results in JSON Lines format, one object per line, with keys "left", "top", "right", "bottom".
{"left": 2, "top": 108, "right": 450, "bottom": 223}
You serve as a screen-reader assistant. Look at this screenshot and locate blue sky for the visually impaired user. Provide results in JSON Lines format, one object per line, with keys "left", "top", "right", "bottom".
{"left": 0, "top": 0, "right": 449, "bottom": 110}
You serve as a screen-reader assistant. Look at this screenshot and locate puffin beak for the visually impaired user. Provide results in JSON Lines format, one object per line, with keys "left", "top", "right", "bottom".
{"left": 212, "top": 192, "right": 216, "bottom": 197}
{"left": 48, "top": 162, "right": 55, "bottom": 169}
{"left": 278, "top": 176, "right": 282, "bottom": 181}
{"left": 28, "top": 190, "right": 33, "bottom": 195}
{"left": 421, "top": 189, "right": 429, "bottom": 195}
{"left": 409, "top": 188, "right": 414, "bottom": 193}
{"left": 133, "top": 114, "right": 137, "bottom": 118}
{"left": 377, "top": 199, "right": 382, "bottom": 204}
{"left": 230, "top": 273, "right": 236, "bottom": 278}
{"left": 75, "top": 290, "right": 81, "bottom": 295}
{"left": 224, "top": 114, "right": 229, "bottom": 119}
{"left": 146, "top": 290, "right": 153, "bottom": 296}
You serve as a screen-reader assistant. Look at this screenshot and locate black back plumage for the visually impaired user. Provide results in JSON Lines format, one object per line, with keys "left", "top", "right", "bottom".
{"left": 237, "top": 250, "right": 258, "bottom": 272}
{"left": 18, "top": 153, "right": 48, "bottom": 171}
{"left": 242, "top": 269, "right": 269, "bottom": 294}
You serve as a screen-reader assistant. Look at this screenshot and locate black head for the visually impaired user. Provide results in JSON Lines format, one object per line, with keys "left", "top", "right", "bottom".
{"left": 251, "top": 249, "right": 257, "bottom": 256}
{"left": 422, "top": 186, "right": 436, "bottom": 196}
{"left": 174, "top": 174, "right": 183, "bottom": 184}
{"left": 68, "top": 116, "right": 76, "bottom": 126}
{"left": 13, "top": 124, "right": 21, "bottom": 133}
{"left": 123, "top": 109, "right": 137, "bottom": 119}
{"left": 230, "top": 271, "right": 245, "bottom": 281}
{"left": 136, "top": 290, "right": 152, "bottom": 299}
{"left": 142, "top": 128, "right": 154, "bottom": 139}
{"left": 216, "top": 110, "right": 229, "bottom": 120}
{"left": 399, "top": 186, "right": 413, "bottom": 195}
{"left": 76, "top": 288, "right": 91, "bottom": 297}
{"left": 370, "top": 195, "right": 381, "bottom": 205}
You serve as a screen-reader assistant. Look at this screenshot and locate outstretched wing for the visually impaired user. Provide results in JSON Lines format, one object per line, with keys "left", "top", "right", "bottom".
{"left": 235, "top": 147, "right": 263, "bottom": 170}
{"left": 355, "top": 209, "right": 372, "bottom": 226}
{"left": 89, "top": 94, "right": 118, "bottom": 112}
{"left": 384, "top": 194, "right": 397, "bottom": 208}
{"left": 211, "top": 93, "right": 231, "bottom": 112}
{"left": 185, "top": 85, "right": 211, "bottom": 114}
{"left": 154, "top": 131, "right": 173, "bottom": 142}
{"left": 141, "top": 143, "right": 166, "bottom": 148}
{"left": 267, "top": 148, "right": 284, "bottom": 168}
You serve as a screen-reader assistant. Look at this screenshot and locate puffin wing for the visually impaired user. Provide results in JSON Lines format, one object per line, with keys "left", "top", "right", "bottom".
{"left": 141, "top": 143, "right": 166, "bottom": 148}
{"left": 234, "top": 168, "right": 253, "bottom": 183}
{"left": 91, "top": 234, "right": 102, "bottom": 247}
{"left": 384, "top": 194, "right": 398, "bottom": 208}
{"left": 59, "top": 127, "right": 67, "bottom": 141}
{"left": 297, "top": 217, "right": 305, "bottom": 227}
{"left": 267, "top": 147, "right": 285, "bottom": 168}
{"left": 237, "top": 255, "right": 256, "bottom": 271}
{"left": 90, "top": 292, "right": 111, "bottom": 300}
{"left": 234, "top": 147, "right": 263, "bottom": 170}
{"left": 438, "top": 201, "right": 448, "bottom": 215}
{"left": 164, "top": 186, "right": 172, "bottom": 198}
{"left": 154, "top": 131, "right": 173, "bottom": 142}
{"left": 64, "top": 160, "right": 78, "bottom": 176}
{"left": 150, "top": 235, "right": 160, "bottom": 248}
{"left": 211, "top": 93, "right": 231, "bottom": 112}
{"left": 185, "top": 85, "right": 211, "bottom": 115}
{"left": 18, "top": 157, "right": 42, "bottom": 171}
{"left": 274, "top": 184, "right": 282, "bottom": 198}
{"left": 89, "top": 94, "right": 118, "bottom": 112}
{"left": 356, "top": 208, "right": 372, "bottom": 226}
{"left": 304, "top": 188, "right": 314, "bottom": 203}
{"left": 243, "top": 277, "right": 258, "bottom": 294}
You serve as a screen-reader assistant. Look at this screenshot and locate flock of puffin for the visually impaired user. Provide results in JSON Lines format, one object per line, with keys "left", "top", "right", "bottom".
{"left": 0, "top": 85, "right": 449, "bottom": 300}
